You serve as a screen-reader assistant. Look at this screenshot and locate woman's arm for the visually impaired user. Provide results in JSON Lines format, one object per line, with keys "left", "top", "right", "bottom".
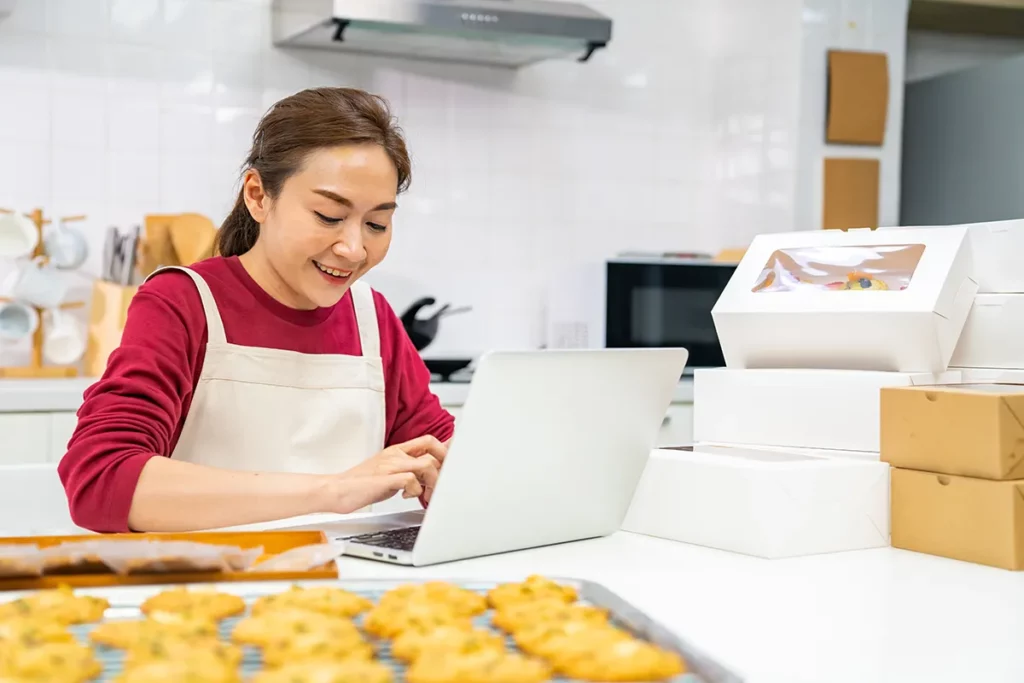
{"left": 127, "top": 457, "right": 330, "bottom": 531}
{"left": 59, "top": 272, "right": 208, "bottom": 532}
{"left": 374, "top": 292, "right": 456, "bottom": 445}
{"left": 129, "top": 435, "right": 448, "bottom": 531}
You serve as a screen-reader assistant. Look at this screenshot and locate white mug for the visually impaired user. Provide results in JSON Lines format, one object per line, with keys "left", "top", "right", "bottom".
{"left": 0, "top": 301, "right": 39, "bottom": 341}
{"left": 45, "top": 220, "right": 88, "bottom": 270}
{"left": 43, "top": 309, "right": 87, "bottom": 365}
{"left": 0, "top": 212, "right": 38, "bottom": 259}
{"left": 3, "top": 257, "right": 69, "bottom": 309}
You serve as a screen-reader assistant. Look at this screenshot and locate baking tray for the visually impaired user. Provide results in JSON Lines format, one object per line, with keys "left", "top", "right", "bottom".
{"left": 0, "top": 531, "right": 338, "bottom": 591}
{"left": 0, "top": 577, "right": 744, "bottom": 683}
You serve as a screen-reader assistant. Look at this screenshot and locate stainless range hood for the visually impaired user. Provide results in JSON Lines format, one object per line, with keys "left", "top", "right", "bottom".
{"left": 272, "top": 0, "right": 612, "bottom": 69}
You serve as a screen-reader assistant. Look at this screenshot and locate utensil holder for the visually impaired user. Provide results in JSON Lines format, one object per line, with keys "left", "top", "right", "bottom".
{"left": 83, "top": 280, "right": 138, "bottom": 377}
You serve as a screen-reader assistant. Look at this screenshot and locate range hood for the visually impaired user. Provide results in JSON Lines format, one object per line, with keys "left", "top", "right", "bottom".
{"left": 272, "top": 0, "right": 613, "bottom": 68}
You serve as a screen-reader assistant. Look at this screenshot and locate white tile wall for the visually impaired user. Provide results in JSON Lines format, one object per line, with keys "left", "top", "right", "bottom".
{"left": 0, "top": 0, "right": 908, "bottom": 360}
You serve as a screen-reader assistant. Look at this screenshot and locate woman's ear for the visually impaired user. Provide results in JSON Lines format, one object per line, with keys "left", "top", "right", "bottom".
{"left": 242, "top": 169, "right": 270, "bottom": 223}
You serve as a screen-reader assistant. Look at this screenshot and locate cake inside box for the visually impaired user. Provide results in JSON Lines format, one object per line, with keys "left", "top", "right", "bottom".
{"left": 751, "top": 243, "right": 925, "bottom": 293}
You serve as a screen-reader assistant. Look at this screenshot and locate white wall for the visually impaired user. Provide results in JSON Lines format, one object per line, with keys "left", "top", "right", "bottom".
{"left": 906, "top": 29, "right": 1024, "bottom": 82}
{"left": 0, "top": 0, "right": 906, "bottom": 360}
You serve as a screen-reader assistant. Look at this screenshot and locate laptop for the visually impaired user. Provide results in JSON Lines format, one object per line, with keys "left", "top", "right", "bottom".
{"left": 342, "top": 347, "right": 689, "bottom": 566}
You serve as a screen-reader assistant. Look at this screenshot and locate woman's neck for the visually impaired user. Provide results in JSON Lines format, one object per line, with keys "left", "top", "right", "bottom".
{"left": 238, "top": 243, "right": 318, "bottom": 310}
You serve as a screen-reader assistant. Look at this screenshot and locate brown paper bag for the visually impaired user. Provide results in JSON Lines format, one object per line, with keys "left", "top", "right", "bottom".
{"left": 84, "top": 280, "right": 139, "bottom": 377}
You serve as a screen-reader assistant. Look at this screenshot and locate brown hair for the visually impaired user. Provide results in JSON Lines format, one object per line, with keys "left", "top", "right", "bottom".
{"left": 217, "top": 87, "right": 412, "bottom": 257}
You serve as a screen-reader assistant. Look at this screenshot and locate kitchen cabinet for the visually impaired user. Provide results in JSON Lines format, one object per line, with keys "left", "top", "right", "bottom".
{"left": 0, "top": 414, "right": 52, "bottom": 465}
{"left": 0, "top": 382, "right": 695, "bottom": 465}
{"left": 49, "top": 412, "right": 78, "bottom": 462}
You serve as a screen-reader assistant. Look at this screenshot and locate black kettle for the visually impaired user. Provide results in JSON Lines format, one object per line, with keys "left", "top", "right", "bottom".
{"left": 399, "top": 297, "right": 472, "bottom": 351}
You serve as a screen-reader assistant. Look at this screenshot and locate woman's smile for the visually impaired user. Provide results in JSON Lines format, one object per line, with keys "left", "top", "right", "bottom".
{"left": 313, "top": 259, "right": 354, "bottom": 285}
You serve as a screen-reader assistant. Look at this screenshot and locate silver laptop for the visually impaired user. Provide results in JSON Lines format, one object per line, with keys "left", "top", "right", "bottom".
{"left": 342, "top": 347, "right": 689, "bottom": 566}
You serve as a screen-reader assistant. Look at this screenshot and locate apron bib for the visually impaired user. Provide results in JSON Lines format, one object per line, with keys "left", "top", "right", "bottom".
{"left": 150, "top": 267, "right": 386, "bottom": 484}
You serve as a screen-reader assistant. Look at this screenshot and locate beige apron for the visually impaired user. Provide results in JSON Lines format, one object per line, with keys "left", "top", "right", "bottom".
{"left": 150, "top": 267, "right": 386, "bottom": 490}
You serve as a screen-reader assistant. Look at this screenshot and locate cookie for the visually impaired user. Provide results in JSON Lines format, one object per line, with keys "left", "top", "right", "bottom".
{"left": 111, "top": 658, "right": 241, "bottom": 683}
{"left": 486, "top": 576, "right": 576, "bottom": 610}
{"left": 363, "top": 601, "right": 472, "bottom": 640}
{"left": 260, "top": 631, "right": 374, "bottom": 669}
{"left": 513, "top": 620, "right": 630, "bottom": 659}
{"left": 0, "top": 641, "right": 102, "bottom": 683}
{"left": 250, "top": 660, "right": 393, "bottom": 683}
{"left": 0, "top": 618, "right": 75, "bottom": 646}
{"left": 406, "top": 650, "right": 551, "bottom": 683}
{"left": 392, "top": 625, "right": 506, "bottom": 663}
{"left": 123, "top": 638, "right": 243, "bottom": 671}
{"left": 0, "top": 585, "right": 108, "bottom": 624}
{"left": 492, "top": 599, "right": 609, "bottom": 634}
{"left": 379, "top": 583, "right": 487, "bottom": 617}
{"left": 251, "top": 585, "right": 373, "bottom": 620}
{"left": 88, "top": 612, "right": 219, "bottom": 649}
{"left": 231, "top": 608, "right": 361, "bottom": 648}
{"left": 551, "top": 637, "right": 687, "bottom": 681}
{"left": 140, "top": 587, "right": 245, "bottom": 621}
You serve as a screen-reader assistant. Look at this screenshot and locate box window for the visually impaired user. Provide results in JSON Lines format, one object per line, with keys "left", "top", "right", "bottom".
{"left": 751, "top": 244, "right": 925, "bottom": 292}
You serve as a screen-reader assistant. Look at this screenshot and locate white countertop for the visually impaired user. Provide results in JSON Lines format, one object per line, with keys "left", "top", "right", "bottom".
{"left": 0, "top": 377, "right": 695, "bottom": 413}
{"left": 225, "top": 513, "right": 1024, "bottom": 683}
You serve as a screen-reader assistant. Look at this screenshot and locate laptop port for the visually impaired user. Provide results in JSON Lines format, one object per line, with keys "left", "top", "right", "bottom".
{"left": 388, "top": 554, "right": 398, "bottom": 560}
{"left": 373, "top": 551, "right": 383, "bottom": 557}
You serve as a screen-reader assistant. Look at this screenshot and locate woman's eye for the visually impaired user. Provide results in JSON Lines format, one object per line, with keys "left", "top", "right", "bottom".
{"left": 367, "top": 222, "right": 388, "bottom": 233}
{"left": 314, "top": 211, "right": 343, "bottom": 225}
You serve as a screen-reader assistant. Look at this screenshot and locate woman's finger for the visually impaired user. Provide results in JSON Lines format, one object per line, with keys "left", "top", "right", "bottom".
{"left": 395, "top": 434, "right": 447, "bottom": 464}
{"left": 406, "top": 454, "right": 440, "bottom": 492}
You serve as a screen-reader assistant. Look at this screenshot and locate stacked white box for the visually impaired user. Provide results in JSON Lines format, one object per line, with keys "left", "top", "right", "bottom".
{"left": 693, "top": 368, "right": 961, "bottom": 453}
{"left": 951, "top": 220, "right": 1024, "bottom": 373}
{"left": 626, "top": 226, "right": 978, "bottom": 557}
{"left": 621, "top": 444, "right": 890, "bottom": 559}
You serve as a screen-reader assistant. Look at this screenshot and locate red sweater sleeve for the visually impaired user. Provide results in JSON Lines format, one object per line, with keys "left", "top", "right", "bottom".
{"left": 58, "top": 271, "right": 206, "bottom": 533}
{"left": 376, "top": 292, "right": 456, "bottom": 446}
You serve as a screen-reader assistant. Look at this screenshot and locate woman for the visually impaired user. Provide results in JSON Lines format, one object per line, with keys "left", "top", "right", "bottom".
{"left": 59, "top": 88, "right": 454, "bottom": 533}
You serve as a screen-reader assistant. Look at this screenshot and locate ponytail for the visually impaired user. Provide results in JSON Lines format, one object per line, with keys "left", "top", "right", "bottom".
{"left": 217, "top": 190, "right": 260, "bottom": 257}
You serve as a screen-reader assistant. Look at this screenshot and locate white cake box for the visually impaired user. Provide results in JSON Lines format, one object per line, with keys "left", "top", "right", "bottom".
{"left": 693, "top": 367, "right": 962, "bottom": 452}
{"left": 949, "top": 294, "right": 1024, "bottom": 369}
{"left": 695, "top": 441, "right": 880, "bottom": 461}
{"left": 622, "top": 444, "right": 890, "bottom": 559}
{"left": 965, "top": 219, "right": 1024, "bottom": 293}
{"left": 952, "top": 367, "right": 1024, "bottom": 384}
{"left": 712, "top": 226, "right": 978, "bottom": 373}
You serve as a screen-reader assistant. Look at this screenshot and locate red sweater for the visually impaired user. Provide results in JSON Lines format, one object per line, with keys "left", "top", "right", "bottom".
{"left": 59, "top": 257, "right": 454, "bottom": 533}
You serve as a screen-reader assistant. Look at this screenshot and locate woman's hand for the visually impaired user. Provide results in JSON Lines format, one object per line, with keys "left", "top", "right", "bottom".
{"left": 322, "top": 435, "right": 448, "bottom": 513}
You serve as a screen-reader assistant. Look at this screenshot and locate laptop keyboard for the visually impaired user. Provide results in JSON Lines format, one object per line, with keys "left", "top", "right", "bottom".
{"left": 345, "top": 526, "right": 421, "bottom": 552}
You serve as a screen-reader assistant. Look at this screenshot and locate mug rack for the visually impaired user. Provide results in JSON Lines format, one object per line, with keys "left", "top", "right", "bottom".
{"left": 0, "top": 208, "right": 86, "bottom": 379}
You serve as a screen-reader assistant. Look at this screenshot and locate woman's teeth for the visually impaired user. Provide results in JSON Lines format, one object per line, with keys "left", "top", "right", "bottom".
{"left": 315, "top": 261, "right": 351, "bottom": 278}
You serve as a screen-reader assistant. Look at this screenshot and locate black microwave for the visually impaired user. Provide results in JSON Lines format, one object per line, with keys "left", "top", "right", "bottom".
{"left": 545, "top": 257, "right": 737, "bottom": 370}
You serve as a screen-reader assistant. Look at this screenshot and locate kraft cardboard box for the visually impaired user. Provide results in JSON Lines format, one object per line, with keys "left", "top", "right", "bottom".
{"left": 881, "top": 384, "right": 1024, "bottom": 480}
{"left": 694, "top": 368, "right": 961, "bottom": 452}
{"left": 950, "top": 294, "right": 1024, "bottom": 369}
{"left": 712, "top": 226, "right": 978, "bottom": 373}
{"left": 891, "top": 467, "right": 1024, "bottom": 570}
{"left": 622, "top": 444, "right": 890, "bottom": 559}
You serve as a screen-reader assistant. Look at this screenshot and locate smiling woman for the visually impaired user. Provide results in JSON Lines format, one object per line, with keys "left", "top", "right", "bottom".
{"left": 57, "top": 88, "right": 454, "bottom": 533}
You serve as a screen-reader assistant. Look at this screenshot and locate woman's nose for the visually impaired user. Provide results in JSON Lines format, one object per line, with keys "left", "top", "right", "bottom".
{"left": 333, "top": 226, "right": 366, "bottom": 262}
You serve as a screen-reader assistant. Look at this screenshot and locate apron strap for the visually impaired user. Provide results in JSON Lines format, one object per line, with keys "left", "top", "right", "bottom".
{"left": 145, "top": 266, "right": 227, "bottom": 345}
{"left": 350, "top": 281, "right": 380, "bottom": 358}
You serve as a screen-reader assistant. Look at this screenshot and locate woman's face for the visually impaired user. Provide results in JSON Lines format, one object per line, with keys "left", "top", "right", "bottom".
{"left": 245, "top": 143, "right": 399, "bottom": 309}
